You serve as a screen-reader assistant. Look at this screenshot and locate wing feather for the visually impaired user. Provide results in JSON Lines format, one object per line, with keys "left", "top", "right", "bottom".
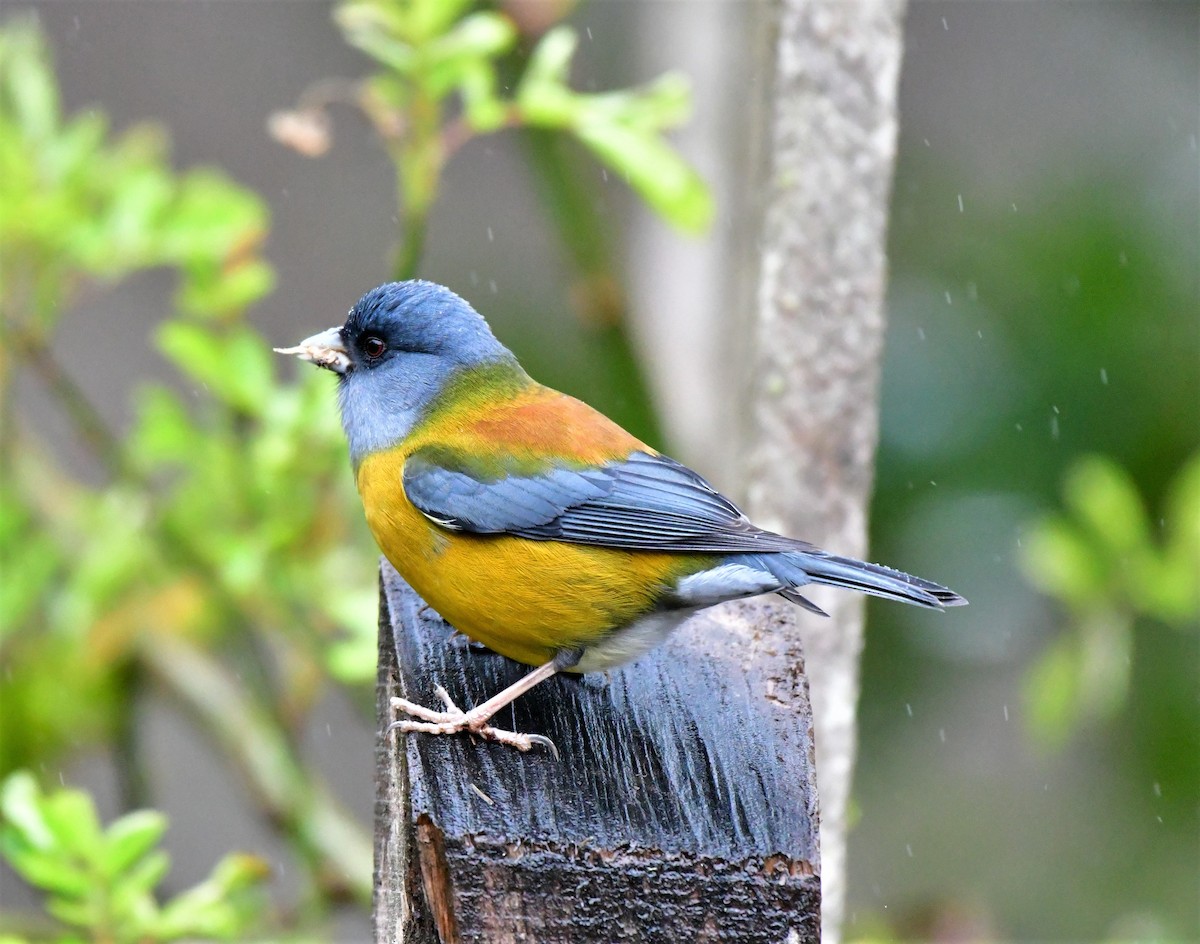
{"left": 402, "top": 448, "right": 812, "bottom": 554}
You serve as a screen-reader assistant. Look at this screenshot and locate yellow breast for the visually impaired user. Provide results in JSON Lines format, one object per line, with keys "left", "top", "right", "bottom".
{"left": 355, "top": 449, "right": 697, "bottom": 667}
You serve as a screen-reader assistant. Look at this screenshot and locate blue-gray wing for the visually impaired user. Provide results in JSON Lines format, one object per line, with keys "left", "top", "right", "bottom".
{"left": 402, "top": 448, "right": 810, "bottom": 554}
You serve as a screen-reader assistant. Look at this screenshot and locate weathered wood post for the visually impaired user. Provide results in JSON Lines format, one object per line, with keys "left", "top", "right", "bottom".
{"left": 373, "top": 570, "right": 820, "bottom": 943}
{"left": 372, "top": 1, "right": 906, "bottom": 941}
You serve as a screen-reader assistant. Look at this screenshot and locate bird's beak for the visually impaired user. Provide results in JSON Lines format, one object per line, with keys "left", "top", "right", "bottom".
{"left": 274, "top": 327, "right": 351, "bottom": 375}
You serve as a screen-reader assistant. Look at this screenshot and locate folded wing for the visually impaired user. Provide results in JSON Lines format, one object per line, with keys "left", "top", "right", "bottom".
{"left": 402, "top": 448, "right": 811, "bottom": 554}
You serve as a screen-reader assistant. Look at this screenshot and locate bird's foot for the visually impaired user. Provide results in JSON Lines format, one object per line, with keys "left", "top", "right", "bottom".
{"left": 388, "top": 687, "right": 558, "bottom": 757}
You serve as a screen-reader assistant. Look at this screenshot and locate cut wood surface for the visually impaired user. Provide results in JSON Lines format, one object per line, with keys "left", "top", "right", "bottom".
{"left": 374, "top": 561, "right": 820, "bottom": 943}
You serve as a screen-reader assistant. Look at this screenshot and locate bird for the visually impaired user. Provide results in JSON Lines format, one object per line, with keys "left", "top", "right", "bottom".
{"left": 276, "top": 280, "right": 966, "bottom": 753}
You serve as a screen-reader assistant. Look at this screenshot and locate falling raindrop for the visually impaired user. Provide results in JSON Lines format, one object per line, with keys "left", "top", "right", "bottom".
{"left": 957, "top": 193, "right": 964, "bottom": 213}
{"left": 1003, "top": 704, "right": 1009, "bottom": 721}
{"left": 487, "top": 226, "right": 494, "bottom": 242}
{"left": 1100, "top": 368, "right": 1109, "bottom": 384}
{"left": 905, "top": 703, "right": 913, "bottom": 717}
{"left": 938, "top": 728, "right": 946, "bottom": 743}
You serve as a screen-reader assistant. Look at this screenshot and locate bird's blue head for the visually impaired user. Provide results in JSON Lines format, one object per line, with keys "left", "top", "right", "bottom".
{"left": 276, "top": 281, "right": 520, "bottom": 464}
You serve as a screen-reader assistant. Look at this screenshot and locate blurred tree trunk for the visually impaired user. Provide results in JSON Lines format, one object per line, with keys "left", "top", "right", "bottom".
{"left": 738, "top": 2, "right": 907, "bottom": 941}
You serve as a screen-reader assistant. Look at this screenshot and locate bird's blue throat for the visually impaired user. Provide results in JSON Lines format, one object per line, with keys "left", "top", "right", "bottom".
{"left": 339, "top": 354, "right": 524, "bottom": 468}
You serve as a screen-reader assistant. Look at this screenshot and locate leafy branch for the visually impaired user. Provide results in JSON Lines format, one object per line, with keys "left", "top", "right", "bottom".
{"left": 1, "top": 771, "right": 269, "bottom": 943}
{"left": 273, "top": 0, "right": 711, "bottom": 281}
{"left": 0, "top": 17, "right": 374, "bottom": 921}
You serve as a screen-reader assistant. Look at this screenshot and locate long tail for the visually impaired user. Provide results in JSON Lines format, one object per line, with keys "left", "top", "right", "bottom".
{"left": 741, "top": 551, "right": 967, "bottom": 616}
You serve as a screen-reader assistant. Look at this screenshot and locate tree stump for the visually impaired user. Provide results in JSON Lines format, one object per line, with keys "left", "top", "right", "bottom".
{"left": 373, "top": 561, "right": 820, "bottom": 943}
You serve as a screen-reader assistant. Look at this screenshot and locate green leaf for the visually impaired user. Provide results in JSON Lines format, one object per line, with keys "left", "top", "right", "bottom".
{"left": 0, "top": 523, "right": 59, "bottom": 636}
{"left": 153, "top": 852, "right": 268, "bottom": 939}
{"left": 0, "top": 771, "right": 54, "bottom": 851}
{"left": 130, "top": 386, "right": 199, "bottom": 469}
{"left": 156, "top": 321, "right": 222, "bottom": 381}
{"left": 334, "top": 1, "right": 415, "bottom": 72}
{"left": 160, "top": 170, "right": 268, "bottom": 270}
{"left": 176, "top": 259, "right": 275, "bottom": 321}
{"left": 408, "top": 0, "right": 472, "bottom": 41}
{"left": 432, "top": 12, "right": 516, "bottom": 63}
{"left": 118, "top": 847, "right": 171, "bottom": 897}
{"left": 521, "top": 25, "right": 577, "bottom": 89}
{"left": 1155, "top": 452, "right": 1200, "bottom": 623}
{"left": 582, "top": 73, "right": 694, "bottom": 131}
{"left": 1020, "top": 518, "right": 1106, "bottom": 606}
{"left": 43, "top": 789, "right": 103, "bottom": 861}
{"left": 45, "top": 896, "right": 102, "bottom": 930}
{"left": 573, "top": 118, "right": 713, "bottom": 234}
{"left": 1023, "top": 635, "right": 1083, "bottom": 746}
{"left": 2, "top": 19, "right": 59, "bottom": 141}
{"left": 101, "top": 809, "right": 167, "bottom": 878}
{"left": 458, "top": 61, "right": 509, "bottom": 132}
{"left": 1064, "top": 455, "right": 1150, "bottom": 557}
{"left": 1, "top": 842, "right": 91, "bottom": 898}
{"left": 156, "top": 322, "right": 274, "bottom": 413}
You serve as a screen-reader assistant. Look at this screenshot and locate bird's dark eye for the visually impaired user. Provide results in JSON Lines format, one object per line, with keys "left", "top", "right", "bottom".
{"left": 362, "top": 335, "right": 386, "bottom": 359}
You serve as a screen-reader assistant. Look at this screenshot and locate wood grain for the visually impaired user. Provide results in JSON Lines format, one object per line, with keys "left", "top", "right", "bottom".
{"left": 373, "top": 560, "right": 820, "bottom": 943}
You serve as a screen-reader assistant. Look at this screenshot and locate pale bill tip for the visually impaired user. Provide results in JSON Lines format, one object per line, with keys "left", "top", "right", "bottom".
{"left": 273, "top": 327, "right": 351, "bottom": 373}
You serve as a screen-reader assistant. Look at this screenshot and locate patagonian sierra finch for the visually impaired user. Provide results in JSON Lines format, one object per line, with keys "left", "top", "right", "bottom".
{"left": 277, "top": 281, "right": 966, "bottom": 753}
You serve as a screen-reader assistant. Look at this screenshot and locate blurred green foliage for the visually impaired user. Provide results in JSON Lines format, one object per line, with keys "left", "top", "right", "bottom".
{"left": 1021, "top": 452, "right": 1199, "bottom": 745}
{"left": 1, "top": 4, "right": 708, "bottom": 938}
{"left": 0, "top": 772, "right": 268, "bottom": 944}
{"left": 860, "top": 139, "right": 1199, "bottom": 936}
{"left": 0, "top": 11, "right": 378, "bottom": 930}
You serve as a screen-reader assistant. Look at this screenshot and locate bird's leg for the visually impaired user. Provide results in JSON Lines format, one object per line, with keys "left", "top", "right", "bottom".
{"left": 389, "top": 649, "right": 581, "bottom": 755}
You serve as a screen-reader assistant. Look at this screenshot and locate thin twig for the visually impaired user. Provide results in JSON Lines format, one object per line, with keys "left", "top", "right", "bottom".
{"left": 10, "top": 325, "right": 128, "bottom": 478}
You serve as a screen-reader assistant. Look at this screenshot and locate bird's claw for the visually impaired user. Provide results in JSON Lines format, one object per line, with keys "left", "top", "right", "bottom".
{"left": 387, "top": 694, "right": 558, "bottom": 757}
{"left": 523, "top": 732, "right": 560, "bottom": 760}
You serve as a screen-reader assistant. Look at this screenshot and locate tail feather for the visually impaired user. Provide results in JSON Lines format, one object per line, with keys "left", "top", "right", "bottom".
{"left": 749, "top": 551, "right": 967, "bottom": 612}
{"left": 776, "top": 587, "right": 830, "bottom": 617}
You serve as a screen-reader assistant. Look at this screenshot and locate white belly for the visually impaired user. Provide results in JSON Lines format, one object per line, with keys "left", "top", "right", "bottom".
{"left": 574, "top": 609, "right": 697, "bottom": 673}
